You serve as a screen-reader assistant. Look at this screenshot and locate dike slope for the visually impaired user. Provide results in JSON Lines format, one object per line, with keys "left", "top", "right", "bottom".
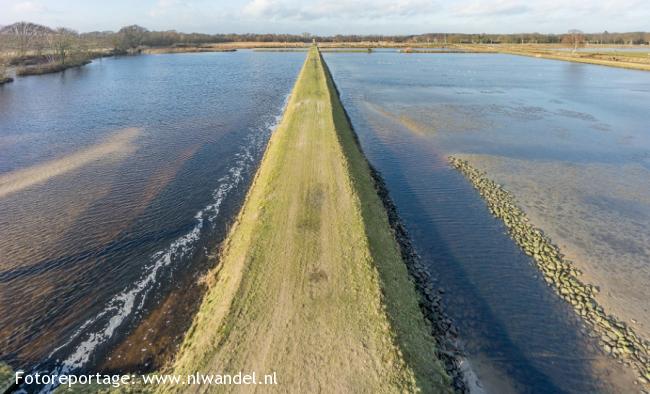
{"left": 159, "top": 47, "right": 451, "bottom": 393}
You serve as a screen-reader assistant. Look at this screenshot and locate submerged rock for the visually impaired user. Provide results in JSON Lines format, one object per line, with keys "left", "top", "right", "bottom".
{"left": 448, "top": 156, "right": 650, "bottom": 387}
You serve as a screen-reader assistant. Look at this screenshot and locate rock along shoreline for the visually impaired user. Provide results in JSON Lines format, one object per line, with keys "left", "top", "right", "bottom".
{"left": 449, "top": 156, "right": 650, "bottom": 389}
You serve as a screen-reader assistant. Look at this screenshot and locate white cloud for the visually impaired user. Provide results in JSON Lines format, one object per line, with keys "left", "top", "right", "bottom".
{"left": 12, "top": 1, "right": 47, "bottom": 13}
{"left": 243, "top": 0, "right": 278, "bottom": 17}
{"left": 242, "top": 0, "right": 440, "bottom": 20}
{"left": 149, "top": 0, "right": 185, "bottom": 18}
{"left": 453, "top": 0, "right": 529, "bottom": 17}
{"left": 3, "top": 0, "right": 650, "bottom": 35}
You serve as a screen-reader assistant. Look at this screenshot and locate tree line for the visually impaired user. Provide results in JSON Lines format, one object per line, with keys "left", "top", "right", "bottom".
{"left": 2, "top": 22, "right": 648, "bottom": 53}
{"left": 1, "top": 21, "right": 649, "bottom": 79}
{"left": 1, "top": 21, "right": 647, "bottom": 82}
{"left": 0, "top": 22, "right": 95, "bottom": 64}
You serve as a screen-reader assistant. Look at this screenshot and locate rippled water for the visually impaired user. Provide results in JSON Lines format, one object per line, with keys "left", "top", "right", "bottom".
{"left": 324, "top": 52, "right": 648, "bottom": 392}
{"left": 0, "top": 51, "right": 304, "bottom": 381}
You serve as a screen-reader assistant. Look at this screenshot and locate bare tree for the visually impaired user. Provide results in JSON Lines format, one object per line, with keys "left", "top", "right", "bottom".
{"left": 0, "top": 33, "right": 10, "bottom": 82}
{"left": 0, "top": 56, "right": 7, "bottom": 81}
{"left": 47, "top": 28, "right": 78, "bottom": 65}
{"left": 6, "top": 21, "right": 47, "bottom": 57}
{"left": 0, "top": 36, "right": 5, "bottom": 76}
{"left": 562, "top": 29, "right": 586, "bottom": 53}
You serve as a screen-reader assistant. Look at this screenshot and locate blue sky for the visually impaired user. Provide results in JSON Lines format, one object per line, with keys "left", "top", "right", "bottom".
{"left": 0, "top": 0, "right": 648, "bottom": 34}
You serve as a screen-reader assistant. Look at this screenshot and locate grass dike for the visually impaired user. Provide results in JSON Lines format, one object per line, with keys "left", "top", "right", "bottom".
{"left": 158, "top": 47, "right": 453, "bottom": 393}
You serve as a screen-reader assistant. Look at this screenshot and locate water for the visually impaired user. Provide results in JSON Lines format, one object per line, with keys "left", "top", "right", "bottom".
{"left": 324, "top": 52, "right": 649, "bottom": 392}
{"left": 0, "top": 51, "right": 304, "bottom": 382}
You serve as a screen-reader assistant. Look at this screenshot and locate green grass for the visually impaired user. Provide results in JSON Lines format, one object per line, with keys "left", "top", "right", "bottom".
{"left": 320, "top": 50, "right": 451, "bottom": 392}
{"left": 1, "top": 362, "right": 15, "bottom": 393}
{"left": 157, "top": 47, "right": 451, "bottom": 393}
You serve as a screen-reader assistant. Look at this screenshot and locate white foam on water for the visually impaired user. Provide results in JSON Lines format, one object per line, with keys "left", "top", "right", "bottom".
{"left": 37, "top": 97, "right": 289, "bottom": 393}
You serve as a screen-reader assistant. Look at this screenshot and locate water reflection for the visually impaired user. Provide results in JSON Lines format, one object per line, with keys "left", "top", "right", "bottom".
{"left": 0, "top": 51, "right": 303, "bottom": 378}
{"left": 324, "top": 52, "right": 647, "bottom": 392}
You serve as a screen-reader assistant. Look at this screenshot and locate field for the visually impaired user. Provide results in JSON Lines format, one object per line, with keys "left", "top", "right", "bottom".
{"left": 158, "top": 47, "right": 451, "bottom": 393}
{"left": 455, "top": 44, "right": 650, "bottom": 71}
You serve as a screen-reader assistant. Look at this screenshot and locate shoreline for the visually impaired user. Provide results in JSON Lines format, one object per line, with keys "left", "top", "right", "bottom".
{"left": 449, "top": 156, "right": 650, "bottom": 388}
{"left": 321, "top": 54, "right": 470, "bottom": 392}
{"left": 16, "top": 59, "right": 92, "bottom": 76}
{"left": 502, "top": 50, "right": 650, "bottom": 72}
{"left": 5, "top": 42, "right": 648, "bottom": 82}
{"left": 158, "top": 47, "right": 455, "bottom": 392}
{"left": 456, "top": 44, "right": 650, "bottom": 72}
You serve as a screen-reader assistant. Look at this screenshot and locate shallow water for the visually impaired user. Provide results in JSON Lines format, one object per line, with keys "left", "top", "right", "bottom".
{"left": 324, "top": 52, "right": 648, "bottom": 392}
{"left": 0, "top": 51, "right": 303, "bottom": 381}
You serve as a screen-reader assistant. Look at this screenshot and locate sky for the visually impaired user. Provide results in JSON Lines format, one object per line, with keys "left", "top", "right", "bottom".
{"left": 0, "top": 0, "right": 648, "bottom": 35}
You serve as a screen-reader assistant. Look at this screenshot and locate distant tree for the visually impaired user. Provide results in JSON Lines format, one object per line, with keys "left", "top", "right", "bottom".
{"left": 0, "top": 35, "right": 13, "bottom": 81}
{"left": 116, "top": 25, "right": 148, "bottom": 51}
{"left": 47, "top": 28, "right": 78, "bottom": 65}
{"left": 3, "top": 21, "right": 50, "bottom": 57}
{"left": 562, "top": 29, "right": 585, "bottom": 52}
{"left": 0, "top": 53, "right": 7, "bottom": 81}
{"left": 632, "top": 32, "right": 647, "bottom": 45}
{"left": 0, "top": 34, "right": 6, "bottom": 77}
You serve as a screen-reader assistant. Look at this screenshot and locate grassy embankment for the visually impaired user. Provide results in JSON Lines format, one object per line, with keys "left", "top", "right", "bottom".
{"left": 159, "top": 47, "right": 451, "bottom": 393}
{"left": 15, "top": 59, "right": 92, "bottom": 76}
{"left": 3, "top": 49, "right": 115, "bottom": 77}
{"left": 457, "top": 44, "right": 650, "bottom": 71}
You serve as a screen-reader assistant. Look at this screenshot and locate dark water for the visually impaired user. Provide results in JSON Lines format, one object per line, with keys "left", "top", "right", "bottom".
{"left": 0, "top": 51, "right": 304, "bottom": 381}
{"left": 324, "top": 52, "right": 647, "bottom": 392}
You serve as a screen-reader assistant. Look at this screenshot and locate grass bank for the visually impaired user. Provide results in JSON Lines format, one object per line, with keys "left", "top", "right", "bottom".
{"left": 506, "top": 49, "right": 650, "bottom": 71}
{"left": 457, "top": 44, "right": 650, "bottom": 71}
{"left": 16, "top": 59, "right": 92, "bottom": 76}
{"left": 159, "top": 47, "right": 451, "bottom": 393}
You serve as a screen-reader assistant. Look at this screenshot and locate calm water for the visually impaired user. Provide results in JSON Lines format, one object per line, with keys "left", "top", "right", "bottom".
{"left": 0, "top": 51, "right": 304, "bottom": 381}
{"left": 324, "top": 52, "right": 649, "bottom": 392}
